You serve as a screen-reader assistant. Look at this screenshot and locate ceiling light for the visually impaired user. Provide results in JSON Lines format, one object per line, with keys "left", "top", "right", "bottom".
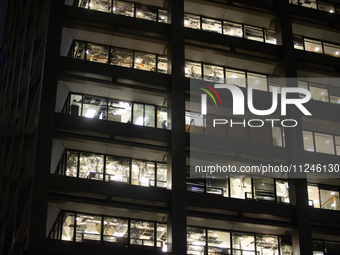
{"left": 137, "top": 12, "right": 141, "bottom": 15}
{"left": 326, "top": 140, "right": 330, "bottom": 143}
{"left": 330, "top": 10, "right": 334, "bottom": 13}
{"left": 88, "top": 3, "right": 92, "bottom": 6}
{"left": 320, "top": 92, "right": 325, "bottom": 95}
{"left": 336, "top": 51, "right": 339, "bottom": 55}
{"left": 160, "top": 16, "right": 165, "bottom": 20}
{"left": 184, "top": 20, "right": 189, "bottom": 25}
{"left": 135, "top": 58, "right": 140, "bottom": 63}
{"left": 309, "top": 189, "right": 313, "bottom": 192}
{"left": 85, "top": 109, "right": 96, "bottom": 118}
{"left": 313, "top": 199, "right": 319, "bottom": 204}
{"left": 315, "top": 47, "right": 320, "bottom": 51}
{"left": 304, "top": 137, "right": 308, "bottom": 140}
{"left": 331, "top": 192, "right": 335, "bottom": 195}
{"left": 113, "top": 7, "right": 116, "bottom": 11}
{"left": 192, "top": 241, "right": 205, "bottom": 246}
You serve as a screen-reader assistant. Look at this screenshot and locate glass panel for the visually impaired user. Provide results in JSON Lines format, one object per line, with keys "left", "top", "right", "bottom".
{"left": 134, "top": 52, "right": 156, "bottom": 71}
{"left": 187, "top": 227, "right": 206, "bottom": 255}
{"left": 247, "top": 73, "right": 267, "bottom": 91}
{"left": 314, "top": 132, "right": 334, "bottom": 155}
{"left": 79, "top": 152, "right": 104, "bottom": 180}
{"left": 225, "top": 69, "right": 246, "bottom": 88}
{"left": 304, "top": 39, "right": 322, "bottom": 53}
{"left": 303, "top": 131, "right": 315, "bottom": 152}
{"left": 186, "top": 168, "right": 205, "bottom": 193}
{"left": 256, "top": 235, "right": 279, "bottom": 254}
{"left": 82, "top": 95, "right": 107, "bottom": 119}
{"left": 276, "top": 180, "right": 290, "bottom": 203}
{"left": 185, "top": 61, "right": 202, "bottom": 79}
{"left": 203, "top": 64, "right": 224, "bottom": 83}
{"left": 105, "top": 155, "right": 130, "bottom": 183}
{"left": 62, "top": 212, "right": 75, "bottom": 241}
{"left": 78, "top": 0, "right": 89, "bottom": 8}
{"left": 265, "top": 30, "right": 277, "bottom": 45}
{"left": 299, "top": 0, "right": 317, "bottom": 9}
{"left": 312, "top": 240, "right": 324, "bottom": 254}
{"left": 70, "top": 94, "right": 82, "bottom": 116}
{"left": 184, "top": 13, "right": 200, "bottom": 29}
{"left": 157, "top": 223, "right": 167, "bottom": 251}
{"left": 133, "top": 103, "right": 144, "bottom": 126}
{"left": 110, "top": 47, "right": 133, "bottom": 68}
{"left": 130, "top": 220, "right": 154, "bottom": 247}
{"left": 103, "top": 217, "right": 128, "bottom": 243}
{"left": 206, "top": 178, "right": 228, "bottom": 197}
{"left": 253, "top": 178, "right": 275, "bottom": 202}
{"left": 325, "top": 241, "right": 340, "bottom": 254}
{"left": 223, "top": 21, "right": 243, "bottom": 37}
{"left": 73, "top": 41, "right": 86, "bottom": 60}
{"left": 230, "top": 175, "right": 252, "bottom": 199}
{"left": 112, "top": 0, "right": 134, "bottom": 17}
{"left": 329, "top": 87, "right": 340, "bottom": 104}
{"left": 136, "top": 4, "right": 157, "bottom": 21}
{"left": 108, "top": 99, "right": 132, "bottom": 123}
{"left": 308, "top": 184, "right": 320, "bottom": 208}
{"left": 309, "top": 84, "right": 329, "bottom": 102}
{"left": 232, "top": 232, "right": 255, "bottom": 252}
{"left": 318, "top": 1, "right": 335, "bottom": 13}
{"left": 207, "top": 229, "right": 230, "bottom": 253}
{"left": 272, "top": 126, "right": 283, "bottom": 147}
{"left": 244, "top": 26, "right": 263, "bottom": 42}
{"left": 280, "top": 237, "right": 293, "bottom": 255}
{"left": 202, "top": 17, "right": 222, "bottom": 34}
{"left": 157, "top": 55, "right": 167, "bottom": 73}
{"left": 320, "top": 189, "right": 339, "bottom": 210}
{"left": 185, "top": 112, "right": 204, "bottom": 134}
{"left": 66, "top": 150, "right": 78, "bottom": 177}
{"left": 76, "top": 214, "right": 101, "bottom": 242}
{"left": 158, "top": 9, "right": 168, "bottom": 23}
{"left": 89, "top": 0, "right": 111, "bottom": 13}
{"left": 157, "top": 163, "right": 167, "bottom": 188}
{"left": 335, "top": 136, "right": 340, "bottom": 156}
{"left": 157, "top": 107, "right": 168, "bottom": 129}
{"left": 145, "top": 105, "right": 155, "bottom": 127}
{"left": 323, "top": 43, "right": 340, "bottom": 57}
{"left": 131, "top": 160, "right": 155, "bottom": 186}
{"left": 86, "top": 43, "right": 109, "bottom": 63}
{"left": 293, "top": 35, "right": 304, "bottom": 50}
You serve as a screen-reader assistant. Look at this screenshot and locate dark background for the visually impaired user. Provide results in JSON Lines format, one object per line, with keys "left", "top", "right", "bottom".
{"left": 0, "top": 0, "right": 9, "bottom": 56}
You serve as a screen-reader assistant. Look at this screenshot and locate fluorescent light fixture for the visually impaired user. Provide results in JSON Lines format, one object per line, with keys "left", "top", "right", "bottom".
{"left": 218, "top": 244, "right": 229, "bottom": 248}
{"left": 135, "top": 116, "right": 143, "bottom": 126}
{"left": 85, "top": 109, "right": 96, "bottom": 118}
{"left": 192, "top": 241, "right": 205, "bottom": 246}
{"left": 114, "top": 233, "right": 125, "bottom": 237}
{"left": 336, "top": 51, "right": 339, "bottom": 55}
{"left": 184, "top": 20, "right": 189, "bottom": 25}
{"left": 331, "top": 192, "right": 335, "bottom": 195}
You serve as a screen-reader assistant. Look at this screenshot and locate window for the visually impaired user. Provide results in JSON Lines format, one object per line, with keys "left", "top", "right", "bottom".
{"left": 303, "top": 131, "right": 315, "bottom": 152}
{"left": 82, "top": 95, "right": 107, "bottom": 119}
{"left": 223, "top": 21, "right": 243, "bottom": 37}
{"left": 73, "top": 41, "right": 86, "bottom": 59}
{"left": 207, "top": 229, "right": 231, "bottom": 253}
{"left": 329, "top": 87, "right": 340, "bottom": 104}
{"left": 157, "top": 107, "right": 168, "bottom": 129}
{"left": 247, "top": 73, "right": 267, "bottom": 91}
{"left": 308, "top": 184, "right": 320, "bottom": 208}
{"left": 157, "top": 55, "right": 168, "bottom": 73}
{"left": 335, "top": 136, "right": 340, "bottom": 155}
{"left": 135, "top": 4, "right": 157, "bottom": 21}
{"left": 88, "top": 0, "right": 111, "bottom": 13}
{"left": 203, "top": 64, "right": 224, "bottom": 83}
{"left": 103, "top": 217, "right": 128, "bottom": 244}
{"left": 133, "top": 103, "right": 156, "bottom": 127}
{"left": 256, "top": 235, "right": 279, "bottom": 254}
{"left": 186, "top": 168, "right": 205, "bottom": 193}
{"left": 325, "top": 241, "right": 340, "bottom": 254}
{"left": 206, "top": 177, "right": 228, "bottom": 197}
{"left": 276, "top": 180, "right": 290, "bottom": 203}
{"left": 232, "top": 232, "right": 255, "bottom": 253}
{"left": 105, "top": 156, "right": 130, "bottom": 183}
{"left": 112, "top": 0, "right": 134, "bottom": 17}
{"left": 157, "top": 223, "right": 168, "bottom": 251}
{"left": 185, "top": 61, "right": 202, "bottom": 79}
{"left": 320, "top": 189, "right": 339, "bottom": 210}
{"left": 157, "top": 163, "right": 167, "bottom": 188}
{"left": 158, "top": 9, "right": 167, "bottom": 23}
{"left": 202, "top": 17, "right": 222, "bottom": 34}
{"left": 62, "top": 213, "right": 75, "bottom": 241}
{"left": 253, "top": 178, "right": 275, "bottom": 202}
{"left": 79, "top": 152, "right": 104, "bottom": 180}
{"left": 185, "top": 111, "right": 204, "bottom": 134}
{"left": 313, "top": 240, "right": 324, "bottom": 254}
{"left": 76, "top": 214, "right": 102, "bottom": 242}
{"left": 309, "top": 84, "right": 329, "bottom": 102}
{"left": 66, "top": 150, "right": 78, "bottom": 177}
{"left": 265, "top": 30, "right": 277, "bottom": 45}
{"left": 110, "top": 47, "right": 133, "bottom": 68}
{"left": 130, "top": 220, "right": 154, "bottom": 247}
{"left": 131, "top": 160, "right": 155, "bottom": 186}
{"left": 134, "top": 51, "right": 156, "bottom": 71}
{"left": 107, "top": 99, "right": 132, "bottom": 123}
{"left": 280, "top": 237, "right": 293, "bottom": 255}
{"left": 230, "top": 175, "right": 252, "bottom": 199}
{"left": 318, "top": 1, "right": 336, "bottom": 13}
{"left": 293, "top": 35, "right": 304, "bottom": 50}
{"left": 314, "top": 132, "right": 334, "bottom": 155}
{"left": 323, "top": 43, "right": 340, "bottom": 57}
{"left": 244, "top": 25, "right": 264, "bottom": 42}
{"left": 304, "top": 39, "right": 322, "bottom": 53}
{"left": 86, "top": 43, "right": 109, "bottom": 63}
{"left": 187, "top": 227, "right": 206, "bottom": 255}
{"left": 184, "top": 13, "right": 200, "bottom": 29}
{"left": 272, "top": 126, "right": 284, "bottom": 147}
{"left": 225, "top": 69, "right": 246, "bottom": 88}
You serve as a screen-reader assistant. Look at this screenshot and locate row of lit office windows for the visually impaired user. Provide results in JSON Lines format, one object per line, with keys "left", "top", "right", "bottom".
{"left": 77, "top": 0, "right": 168, "bottom": 23}
{"left": 50, "top": 211, "right": 168, "bottom": 251}
{"left": 187, "top": 227, "right": 292, "bottom": 255}
{"left": 71, "top": 41, "right": 168, "bottom": 73}
{"left": 185, "top": 113, "right": 286, "bottom": 147}
{"left": 308, "top": 184, "right": 340, "bottom": 210}
{"left": 303, "top": 130, "right": 340, "bottom": 156}
{"left": 290, "top": 0, "right": 340, "bottom": 14}
{"left": 298, "top": 81, "right": 340, "bottom": 105}
{"left": 62, "top": 93, "right": 168, "bottom": 129}
{"left": 313, "top": 239, "right": 340, "bottom": 254}
{"left": 55, "top": 150, "right": 168, "bottom": 188}
{"left": 294, "top": 35, "right": 340, "bottom": 58}
{"left": 184, "top": 13, "right": 277, "bottom": 45}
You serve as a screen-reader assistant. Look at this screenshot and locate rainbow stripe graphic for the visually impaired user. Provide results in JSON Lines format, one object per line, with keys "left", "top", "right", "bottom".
{"left": 197, "top": 82, "right": 223, "bottom": 106}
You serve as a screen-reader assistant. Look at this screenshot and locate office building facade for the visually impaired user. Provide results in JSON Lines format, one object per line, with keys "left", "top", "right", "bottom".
{"left": 1, "top": 0, "right": 340, "bottom": 254}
